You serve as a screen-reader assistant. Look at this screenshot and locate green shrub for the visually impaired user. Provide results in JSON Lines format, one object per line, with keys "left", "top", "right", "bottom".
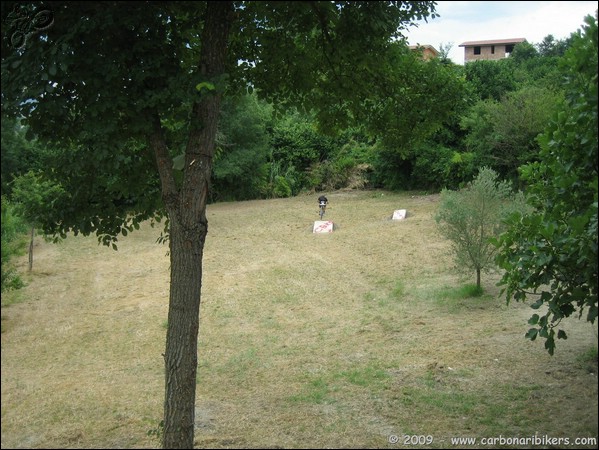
{"left": 412, "top": 144, "right": 479, "bottom": 190}
{"left": 272, "top": 175, "right": 292, "bottom": 198}
{"left": 1, "top": 197, "right": 28, "bottom": 292}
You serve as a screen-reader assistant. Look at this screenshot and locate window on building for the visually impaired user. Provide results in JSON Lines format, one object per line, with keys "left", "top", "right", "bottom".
{"left": 474, "top": 46, "right": 481, "bottom": 55}
{"left": 491, "top": 45, "right": 495, "bottom": 54}
{"left": 505, "top": 44, "right": 515, "bottom": 54}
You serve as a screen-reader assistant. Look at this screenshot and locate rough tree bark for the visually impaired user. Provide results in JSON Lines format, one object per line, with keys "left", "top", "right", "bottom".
{"left": 148, "top": 2, "right": 235, "bottom": 448}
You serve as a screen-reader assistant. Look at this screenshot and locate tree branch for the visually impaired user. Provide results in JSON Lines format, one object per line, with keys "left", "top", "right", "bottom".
{"left": 149, "top": 112, "right": 179, "bottom": 211}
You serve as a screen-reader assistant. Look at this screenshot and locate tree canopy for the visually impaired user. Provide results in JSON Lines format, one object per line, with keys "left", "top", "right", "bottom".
{"left": 495, "top": 13, "right": 598, "bottom": 355}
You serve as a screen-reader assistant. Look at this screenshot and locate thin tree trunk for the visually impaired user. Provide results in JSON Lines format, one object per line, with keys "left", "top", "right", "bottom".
{"left": 28, "top": 226, "right": 34, "bottom": 271}
{"left": 476, "top": 268, "right": 481, "bottom": 289}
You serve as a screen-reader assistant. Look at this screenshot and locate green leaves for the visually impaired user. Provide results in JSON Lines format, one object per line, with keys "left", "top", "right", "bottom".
{"left": 435, "top": 167, "right": 530, "bottom": 288}
{"left": 460, "top": 86, "right": 563, "bottom": 180}
{"left": 528, "top": 314, "right": 540, "bottom": 325}
{"left": 526, "top": 324, "right": 566, "bottom": 356}
{"left": 495, "top": 12, "right": 598, "bottom": 355}
{"left": 525, "top": 328, "right": 538, "bottom": 340}
{"left": 195, "top": 81, "right": 215, "bottom": 93}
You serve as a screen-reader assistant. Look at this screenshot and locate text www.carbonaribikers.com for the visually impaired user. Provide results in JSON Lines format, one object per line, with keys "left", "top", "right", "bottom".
{"left": 450, "top": 435, "right": 598, "bottom": 447}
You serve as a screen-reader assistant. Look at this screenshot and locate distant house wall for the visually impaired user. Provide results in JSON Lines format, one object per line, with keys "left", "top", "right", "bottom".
{"left": 409, "top": 44, "right": 439, "bottom": 61}
{"left": 463, "top": 44, "right": 510, "bottom": 61}
{"left": 459, "top": 38, "right": 526, "bottom": 63}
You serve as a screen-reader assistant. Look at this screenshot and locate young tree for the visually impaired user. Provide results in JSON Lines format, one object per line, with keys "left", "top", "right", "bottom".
{"left": 495, "top": 14, "right": 598, "bottom": 355}
{"left": 11, "top": 170, "right": 67, "bottom": 270}
{"left": 435, "top": 167, "right": 529, "bottom": 290}
{"left": 437, "top": 42, "right": 454, "bottom": 64}
{"left": 1, "top": 2, "right": 439, "bottom": 447}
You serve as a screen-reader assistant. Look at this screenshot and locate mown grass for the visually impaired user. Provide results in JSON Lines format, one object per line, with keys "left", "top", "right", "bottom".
{"left": 1, "top": 190, "right": 597, "bottom": 449}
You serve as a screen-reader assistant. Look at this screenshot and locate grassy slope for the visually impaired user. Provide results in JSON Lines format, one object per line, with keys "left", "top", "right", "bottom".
{"left": 1, "top": 190, "right": 597, "bottom": 449}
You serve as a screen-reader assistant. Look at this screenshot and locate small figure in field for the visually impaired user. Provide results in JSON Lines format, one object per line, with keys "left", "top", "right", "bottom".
{"left": 318, "top": 195, "right": 328, "bottom": 219}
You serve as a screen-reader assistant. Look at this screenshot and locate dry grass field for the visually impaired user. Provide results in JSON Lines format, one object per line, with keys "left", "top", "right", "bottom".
{"left": 1, "top": 189, "right": 597, "bottom": 449}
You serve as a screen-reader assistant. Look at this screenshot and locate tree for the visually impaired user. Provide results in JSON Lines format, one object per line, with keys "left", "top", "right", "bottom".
{"left": 437, "top": 42, "right": 454, "bottom": 64}
{"left": 460, "top": 86, "right": 563, "bottom": 181}
{"left": 269, "top": 108, "right": 341, "bottom": 194}
{"left": 536, "top": 34, "right": 571, "bottom": 57}
{"left": 1, "top": 2, "right": 439, "bottom": 447}
{"left": 1, "top": 117, "right": 40, "bottom": 196}
{"left": 211, "top": 93, "right": 273, "bottom": 201}
{"left": 510, "top": 36, "right": 568, "bottom": 91}
{"left": 359, "top": 42, "right": 468, "bottom": 157}
{"left": 463, "top": 59, "right": 518, "bottom": 101}
{"left": 509, "top": 40, "right": 538, "bottom": 62}
{"left": 495, "top": 13, "right": 598, "bottom": 356}
{"left": 435, "top": 167, "right": 529, "bottom": 290}
{"left": 365, "top": 46, "right": 469, "bottom": 190}
{"left": 11, "top": 170, "right": 66, "bottom": 270}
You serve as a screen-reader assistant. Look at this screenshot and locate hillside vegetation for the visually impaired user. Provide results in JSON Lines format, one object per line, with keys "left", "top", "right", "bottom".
{"left": 1, "top": 190, "right": 597, "bottom": 449}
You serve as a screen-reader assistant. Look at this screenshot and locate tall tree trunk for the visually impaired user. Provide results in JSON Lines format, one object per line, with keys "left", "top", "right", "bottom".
{"left": 162, "top": 218, "right": 206, "bottom": 448}
{"left": 148, "top": 3, "right": 234, "bottom": 448}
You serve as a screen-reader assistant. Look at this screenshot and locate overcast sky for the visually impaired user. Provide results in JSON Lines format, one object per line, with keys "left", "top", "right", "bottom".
{"left": 404, "top": 1, "right": 598, "bottom": 64}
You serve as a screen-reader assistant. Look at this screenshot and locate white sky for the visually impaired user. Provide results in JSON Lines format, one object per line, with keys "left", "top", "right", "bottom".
{"left": 405, "top": 1, "right": 598, "bottom": 64}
